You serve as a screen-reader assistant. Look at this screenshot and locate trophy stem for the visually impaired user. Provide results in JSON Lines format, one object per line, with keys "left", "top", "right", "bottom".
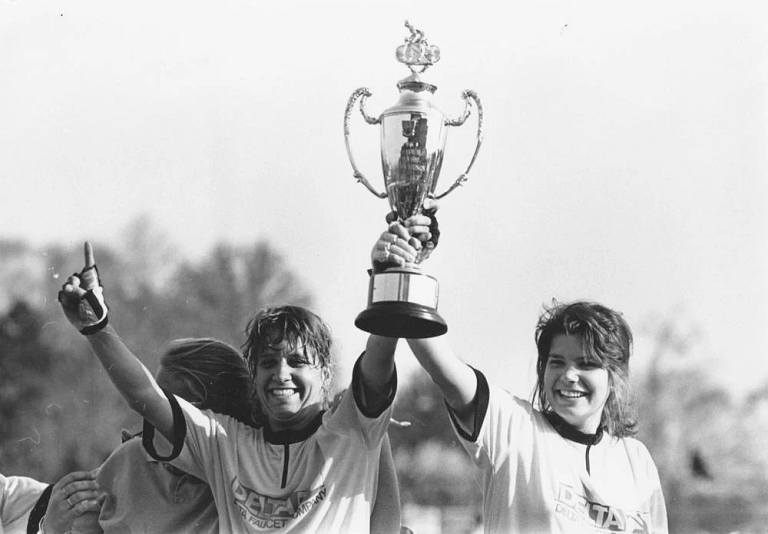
{"left": 355, "top": 266, "right": 447, "bottom": 339}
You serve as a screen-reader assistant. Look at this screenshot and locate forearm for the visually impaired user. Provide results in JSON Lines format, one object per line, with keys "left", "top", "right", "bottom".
{"left": 360, "top": 335, "right": 397, "bottom": 391}
{"left": 85, "top": 325, "right": 173, "bottom": 436}
{"left": 407, "top": 336, "right": 477, "bottom": 415}
{"left": 356, "top": 335, "right": 398, "bottom": 415}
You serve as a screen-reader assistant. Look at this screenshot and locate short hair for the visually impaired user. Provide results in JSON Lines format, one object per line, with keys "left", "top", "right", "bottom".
{"left": 242, "top": 306, "right": 335, "bottom": 421}
{"left": 158, "top": 338, "right": 251, "bottom": 424}
{"left": 532, "top": 300, "right": 638, "bottom": 437}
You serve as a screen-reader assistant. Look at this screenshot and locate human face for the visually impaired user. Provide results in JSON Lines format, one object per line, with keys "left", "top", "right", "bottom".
{"left": 543, "top": 334, "right": 609, "bottom": 434}
{"left": 252, "top": 335, "right": 328, "bottom": 431}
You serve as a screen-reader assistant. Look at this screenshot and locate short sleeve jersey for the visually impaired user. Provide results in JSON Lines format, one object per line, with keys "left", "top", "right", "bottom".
{"left": 448, "top": 370, "right": 668, "bottom": 534}
{"left": 96, "top": 437, "right": 218, "bottom": 533}
{"left": 149, "top": 356, "right": 395, "bottom": 534}
{"left": 0, "top": 475, "right": 47, "bottom": 534}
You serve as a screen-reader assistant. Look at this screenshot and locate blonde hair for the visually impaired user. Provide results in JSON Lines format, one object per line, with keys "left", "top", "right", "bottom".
{"left": 158, "top": 338, "right": 251, "bottom": 424}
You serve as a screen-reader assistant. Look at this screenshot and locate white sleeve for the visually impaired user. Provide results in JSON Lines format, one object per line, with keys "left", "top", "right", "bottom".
{"left": 142, "top": 391, "right": 248, "bottom": 483}
{"left": 322, "top": 354, "right": 396, "bottom": 449}
{"left": 0, "top": 474, "right": 48, "bottom": 533}
{"left": 446, "top": 369, "right": 532, "bottom": 469}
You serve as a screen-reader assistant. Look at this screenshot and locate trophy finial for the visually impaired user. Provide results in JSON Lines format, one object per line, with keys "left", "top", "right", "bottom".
{"left": 395, "top": 21, "right": 441, "bottom": 74}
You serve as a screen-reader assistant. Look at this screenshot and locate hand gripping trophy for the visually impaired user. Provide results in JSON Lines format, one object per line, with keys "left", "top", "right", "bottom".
{"left": 344, "top": 21, "right": 483, "bottom": 338}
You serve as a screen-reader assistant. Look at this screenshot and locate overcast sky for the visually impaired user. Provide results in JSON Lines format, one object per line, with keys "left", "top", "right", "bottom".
{"left": 2, "top": 0, "right": 765, "bottom": 399}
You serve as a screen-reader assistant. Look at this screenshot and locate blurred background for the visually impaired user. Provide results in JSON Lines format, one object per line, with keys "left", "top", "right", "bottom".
{"left": 1, "top": 1, "right": 766, "bottom": 532}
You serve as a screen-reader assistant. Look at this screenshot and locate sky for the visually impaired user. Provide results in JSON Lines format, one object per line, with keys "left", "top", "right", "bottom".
{"left": 1, "top": 0, "right": 766, "bottom": 399}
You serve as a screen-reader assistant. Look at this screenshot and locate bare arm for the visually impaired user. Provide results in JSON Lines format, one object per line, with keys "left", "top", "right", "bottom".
{"left": 407, "top": 336, "right": 478, "bottom": 433}
{"left": 84, "top": 326, "right": 174, "bottom": 439}
{"left": 370, "top": 433, "right": 401, "bottom": 534}
{"left": 358, "top": 335, "right": 398, "bottom": 414}
{"left": 58, "top": 242, "right": 175, "bottom": 441}
{"left": 369, "top": 214, "right": 481, "bottom": 433}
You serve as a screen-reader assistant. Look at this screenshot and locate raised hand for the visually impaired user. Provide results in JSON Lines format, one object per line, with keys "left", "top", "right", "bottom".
{"left": 58, "top": 242, "right": 109, "bottom": 335}
{"left": 373, "top": 201, "right": 440, "bottom": 271}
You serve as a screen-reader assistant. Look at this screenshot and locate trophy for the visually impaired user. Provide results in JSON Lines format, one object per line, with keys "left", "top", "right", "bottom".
{"left": 344, "top": 21, "right": 483, "bottom": 339}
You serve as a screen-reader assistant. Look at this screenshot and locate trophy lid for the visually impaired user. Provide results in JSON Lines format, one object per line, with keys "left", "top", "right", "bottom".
{"left": 395, "top": 21, "right": 440, "bottom": 95}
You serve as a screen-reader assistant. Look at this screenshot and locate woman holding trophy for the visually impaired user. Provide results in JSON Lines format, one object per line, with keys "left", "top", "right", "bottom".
{"left": 370, "top": 212, "right": 669, "bottom": 533}
{"left": 57, "top": 238, "right": 433, "bottom": 533}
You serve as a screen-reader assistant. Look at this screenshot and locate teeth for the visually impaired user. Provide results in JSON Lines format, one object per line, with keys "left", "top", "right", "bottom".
{"left": 270, "top": 389, "right": 296, "bottom": 398}
{"left": 559, "top": 390, "right": 586, "bottom": 398}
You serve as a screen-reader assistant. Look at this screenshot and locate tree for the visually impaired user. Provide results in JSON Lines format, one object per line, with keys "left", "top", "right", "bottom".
{"left": 389, "top": 369, "right": 482, "bottom": 508}
{"left": 633, "top": 313, "right": 768, "bottom": 532}
{"left": 0, "top": 221, "right": 314, "bottom": 483}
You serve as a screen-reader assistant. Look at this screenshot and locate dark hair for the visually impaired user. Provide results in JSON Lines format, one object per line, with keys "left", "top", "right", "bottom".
{"left": 242, "top": 306, "right": 335, "bottom": 421}
{"left": 532, "top": 300, "right": 638, "bottom": 437}
{"left": 158, "top": 338, "right": 251, "bottom": 424}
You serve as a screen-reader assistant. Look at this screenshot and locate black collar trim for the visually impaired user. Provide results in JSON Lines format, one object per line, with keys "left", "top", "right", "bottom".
{"left": 263, "top": 411, "right": 325, "bottom": 444}
{"left": 544, "top": 411, "right": 604, "bottom": 445}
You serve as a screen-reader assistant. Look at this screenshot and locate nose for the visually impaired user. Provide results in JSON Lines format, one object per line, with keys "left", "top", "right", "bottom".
{"left": 271, "top": 358, "right": 292, "bottom": 383}
{"left": 562, "top": 363, "right": 579, "bottom": 383}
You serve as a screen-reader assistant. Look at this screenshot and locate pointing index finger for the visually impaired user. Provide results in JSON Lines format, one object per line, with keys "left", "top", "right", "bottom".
{"left": 84, "top": 242, "right": 95, "bottom": 268}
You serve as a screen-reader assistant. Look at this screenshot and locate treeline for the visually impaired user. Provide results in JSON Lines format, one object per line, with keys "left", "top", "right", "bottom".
{"left": 2, "top": 229, "right": 768, "bottom": 531}
{"left": 0, "top": 231, "right": 313, "bottom": 482}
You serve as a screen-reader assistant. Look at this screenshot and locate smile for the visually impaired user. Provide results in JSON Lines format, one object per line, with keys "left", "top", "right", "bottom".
{"left": 557, "top": 389, "right": 587, "bottom": 399}
{"left": 269, "top": 387, "right": 298, "bottom": 398}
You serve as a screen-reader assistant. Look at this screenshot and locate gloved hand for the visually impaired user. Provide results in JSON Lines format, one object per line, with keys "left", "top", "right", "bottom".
{"left": 57, "top": 242, "right": 109, "bottom": 335}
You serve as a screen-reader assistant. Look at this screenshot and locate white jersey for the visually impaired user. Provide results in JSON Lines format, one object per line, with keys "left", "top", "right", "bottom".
{"left": 448, "top": 370, "right": 668, "bottom": 534}
{"left": 0, "top": 474, "right": 47, "bottom": 534}
{"left": 147, "top": 359, "right": 394, "bottom": 534}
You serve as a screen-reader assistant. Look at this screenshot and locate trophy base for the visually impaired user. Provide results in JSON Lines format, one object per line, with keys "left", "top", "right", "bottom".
{"left": 355, "top": 301, "right": 447, "bottom": 339}
{"left": 355, "top": 267, "right": 447, "bottom": 339}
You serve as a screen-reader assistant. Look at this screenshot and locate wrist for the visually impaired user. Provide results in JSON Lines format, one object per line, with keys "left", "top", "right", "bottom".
{"left": 81, "top": 315, "right": 109, "bottom": 335}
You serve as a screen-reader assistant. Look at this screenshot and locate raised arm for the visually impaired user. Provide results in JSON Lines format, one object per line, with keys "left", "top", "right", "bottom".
{"left": 371, "top": 213, "right": 479, "bottom": 432}
{"left": 406, "top": 336, "right": 477, "bottom": 432}
{"left": 58, "top": 242, "right": 175, "bottom": 439}
{"left": 357, "top": 213, "right": 433, "bottom": 412}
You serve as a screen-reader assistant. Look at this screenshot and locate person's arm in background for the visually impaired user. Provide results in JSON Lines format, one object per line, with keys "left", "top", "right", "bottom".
{"left": 370, "top": 433, "right": 401, "bottom": 534}
{"left": 58, "top": 242, "right": 175, "bottom": 441}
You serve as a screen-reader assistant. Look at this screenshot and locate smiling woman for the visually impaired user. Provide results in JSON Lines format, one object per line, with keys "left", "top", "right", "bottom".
{"left": 243, "top": 306, "right": 334, "bottom": 432}
{"left": 542, "top": 334, "right": 610, "bottom": 435}
{"left": 57, "top": 241, "right": 417, "bottom": 533}
{"left": 377, "top": 218, "right": 669, "bottom": 533}
{"left": 534, "top": 302, "right": 637, "bottom": 439}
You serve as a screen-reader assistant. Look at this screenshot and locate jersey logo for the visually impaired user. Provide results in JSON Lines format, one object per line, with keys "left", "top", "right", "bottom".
{"left": 555, "top": 483, "right": 650, "bottom": 533}
{"left": 232, "top": 478, "right": 327, "bottom": 530}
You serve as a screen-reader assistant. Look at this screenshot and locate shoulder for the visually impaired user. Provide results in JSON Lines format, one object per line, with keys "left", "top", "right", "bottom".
{"left": 102, "top": 435, "right": 147, "bottom": 464}
{"left": 486, "top": 378, "right": 536, "bottom": 418}
{"left": 473, "top": 373, "right": 542, "bottom": 437}
{"left": 177, "top": 396, "right": 257, "bottom": 434}
{"left": 616, "top": 435, "right": 652, "bottom": 455}
{"left": 611, "top": 436, "right": 660, "bottom": 470}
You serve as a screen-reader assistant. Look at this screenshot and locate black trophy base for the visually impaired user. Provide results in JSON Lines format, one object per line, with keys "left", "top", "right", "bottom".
{"left": 355, "top": 301, "right": 448, "bottom": 339}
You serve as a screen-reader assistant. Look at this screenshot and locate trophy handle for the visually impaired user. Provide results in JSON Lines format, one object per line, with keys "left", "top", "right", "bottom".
{"left": 434, "top": 90, "right": 484, "bottom": 200}
{"left": 344, "top": 87, "right": 387, "bottom": 199}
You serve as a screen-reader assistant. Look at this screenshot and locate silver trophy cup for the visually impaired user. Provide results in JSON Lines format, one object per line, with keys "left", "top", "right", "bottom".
{"left": 344, "top": 21, "right": 483, "bottom": 338}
